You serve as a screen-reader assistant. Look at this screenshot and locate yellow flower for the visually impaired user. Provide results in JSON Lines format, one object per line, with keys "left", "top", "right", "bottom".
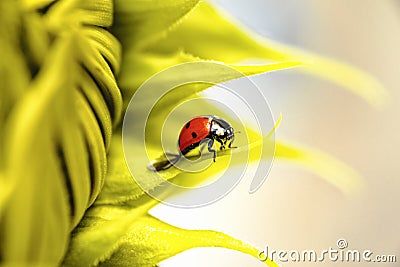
{"left": 0, "top": 1, "right": 386, "bottom": 266}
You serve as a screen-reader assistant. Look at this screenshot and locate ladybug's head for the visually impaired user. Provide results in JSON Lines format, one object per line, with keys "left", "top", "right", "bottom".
{"left": 210, "top": 117, "right": 235, "bottom": 149}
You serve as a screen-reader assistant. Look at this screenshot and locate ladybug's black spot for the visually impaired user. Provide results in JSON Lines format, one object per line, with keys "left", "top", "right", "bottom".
{"left": 185, "top": 122, "right": 191, "bottom": 129}
{"left": 191, "top": 132, "right": 197, "bottom": 138}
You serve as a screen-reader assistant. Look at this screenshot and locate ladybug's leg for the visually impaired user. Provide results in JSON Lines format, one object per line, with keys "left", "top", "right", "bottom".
{"left": 207, "top": 139, "right": 217, "bottom": 162}
{"left": 228, "top": 135, "right": 235, "bottom": 148}
{"left": 216, "top": 138, "right": 225, "bottom": 150}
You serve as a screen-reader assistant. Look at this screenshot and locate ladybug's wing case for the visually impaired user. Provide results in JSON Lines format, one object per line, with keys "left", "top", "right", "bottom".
{"left": 178, "top": 117, "right": 213, "bottom": 154}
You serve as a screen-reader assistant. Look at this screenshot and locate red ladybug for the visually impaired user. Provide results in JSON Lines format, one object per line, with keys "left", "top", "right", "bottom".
{"left": 150, "top": 116, "right": 235, "bottom": 171}
{"left": 179, "top": 115, "right": 235, "bottom": 159}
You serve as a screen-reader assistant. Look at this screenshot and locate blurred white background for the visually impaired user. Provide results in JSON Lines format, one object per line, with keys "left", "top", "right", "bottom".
{"left": 153, "top": 1, "right": 400, "bottom": 266}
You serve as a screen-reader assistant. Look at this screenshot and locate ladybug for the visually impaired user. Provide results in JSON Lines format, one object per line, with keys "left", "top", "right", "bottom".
{"left": 179, "top": 115, "right": 235, "bottom": 159}
{"left": 150, "top": 116, "right": 235, "bottom": 171}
